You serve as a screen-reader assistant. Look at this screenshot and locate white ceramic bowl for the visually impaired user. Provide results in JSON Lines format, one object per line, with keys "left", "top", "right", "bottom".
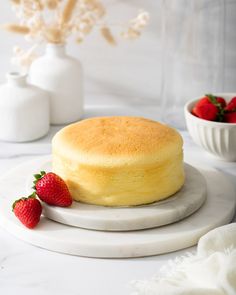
{"left": 184, "top": 93, "right": 236, "bottom": 161}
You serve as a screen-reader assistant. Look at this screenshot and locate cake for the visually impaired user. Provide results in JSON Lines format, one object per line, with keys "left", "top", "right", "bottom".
{"left": 52, "top": 116, "right": 185, "bottom": 206}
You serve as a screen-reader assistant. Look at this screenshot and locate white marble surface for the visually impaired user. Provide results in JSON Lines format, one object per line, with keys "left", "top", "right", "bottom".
{"left": 0, "top": 106, "right": 235, "bottom": 294}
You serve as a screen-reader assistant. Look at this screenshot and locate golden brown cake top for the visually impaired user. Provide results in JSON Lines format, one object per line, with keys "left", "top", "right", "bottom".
{"left": 52, "top": 117, "right": 183, "bottom": 165}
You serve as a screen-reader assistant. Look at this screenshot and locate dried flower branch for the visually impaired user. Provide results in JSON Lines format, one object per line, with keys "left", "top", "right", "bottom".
{"left": 36, "top": 0, "right": 44, "bottom": 10}
{"left": 11, "top": 0, "right": 21, "bottom": 5}
{"left": 60, "top": 0, "right": 77, "bottom": 25}
{"left": 3, "top": 0, "right": 149, "bottom": 70}
{"left": 2, "top": 23, "right": 30, "bottom": 34}
{"left": 43, "top": 26, "right": 63, "bottom": 43}
{"left": 100, "top": 26, "right": 116, "bottom": 46}
{"left": 121, "top": 10, "right": 150, "bottom": 40}
{"left": 12, "top": 44, "right": 39, "bottom": 72}
{"left": 46, "top": 0, "right": 59, "bottom": 10}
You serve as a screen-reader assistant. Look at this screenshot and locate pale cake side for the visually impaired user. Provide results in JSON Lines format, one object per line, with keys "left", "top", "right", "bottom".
{"left": 52, "top": 116, "right": 185, "bottom": 206}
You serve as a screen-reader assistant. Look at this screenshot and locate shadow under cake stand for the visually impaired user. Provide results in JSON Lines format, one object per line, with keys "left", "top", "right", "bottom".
{"left": 0, "top": 156, "right": 235, "bottom": 258}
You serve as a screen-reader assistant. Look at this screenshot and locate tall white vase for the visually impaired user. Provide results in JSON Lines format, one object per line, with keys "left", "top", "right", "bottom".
{"left": 29, "top": 44, "right": 83, "bottom": 125}
{"left": 0, "top": 72, "right": 50, "bottom": 142}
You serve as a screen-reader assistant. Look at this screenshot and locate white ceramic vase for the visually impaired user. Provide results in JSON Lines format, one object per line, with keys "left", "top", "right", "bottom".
{"left": 29, "top": 43, "right": 84, "bottom": 125}
{"left": 0, "top": 72, "right": 50, "bottom": 142}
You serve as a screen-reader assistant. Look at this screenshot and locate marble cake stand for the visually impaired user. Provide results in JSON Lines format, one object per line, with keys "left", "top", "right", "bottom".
{"left": 0, "top": 158, "right": 235, "bottom": 258}
{"left": 26, "top": 158, "right": 207, "bottom": 231}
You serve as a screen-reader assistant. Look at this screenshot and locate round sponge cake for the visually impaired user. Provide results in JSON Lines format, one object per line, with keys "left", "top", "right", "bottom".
{"left": 52, "top": 116, "right": 185, "bottom": 206}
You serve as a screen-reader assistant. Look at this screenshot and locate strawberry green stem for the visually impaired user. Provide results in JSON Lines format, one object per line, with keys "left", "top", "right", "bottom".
{"left": 205, "top": 93, "right": 225, "bottom": 122}
{"left": 32, "top": 171, "right": 46, "bottom": 189}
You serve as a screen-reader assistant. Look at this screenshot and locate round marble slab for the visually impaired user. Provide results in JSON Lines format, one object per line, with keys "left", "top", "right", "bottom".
{"left": 26, "top": 158, "right": 207, "bottom": 231}
{"left": 0, "top": 158, "right": 235, "bottom": 258}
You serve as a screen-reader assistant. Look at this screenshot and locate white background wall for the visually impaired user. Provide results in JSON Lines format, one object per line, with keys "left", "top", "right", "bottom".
{"left": 0, "top": 0, "right": 235, "bottom": 107}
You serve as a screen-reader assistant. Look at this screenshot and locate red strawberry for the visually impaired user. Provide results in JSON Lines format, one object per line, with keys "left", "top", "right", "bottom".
{"left": 193, "top": 102, "right": 218, "bottom": 121}
{"left": 192, "top": 97, "right": 211, "bottom": 116}
{"left": 12, "top": 195, "right": 42, "bottom": 229}
{"left": 193, "top": 96, "right": 211, "bottom": 109}
{"left": 192, "top": 94, "right": 226, "bottom": 121}
{"left": 33, "top": 171, "right": 72, "bottom": 207}
{"left": 224, "top": 112, "right": 236, "bottom": 123}
{"left": 225, "top": 97, "right": 236, "bottom": 112}
{"left": 216, "top": 97, "right": 226, "bottom": 108}
{"left": 204, "top": 94, "right": 226, "bottom": 109}
{"left": 196, "top": 96, "right": 211, "bottom": 106}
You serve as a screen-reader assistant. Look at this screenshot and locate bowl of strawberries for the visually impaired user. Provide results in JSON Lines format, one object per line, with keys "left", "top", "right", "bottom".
{"left": 184, "top": 94, "right": 236, "bottom": 161}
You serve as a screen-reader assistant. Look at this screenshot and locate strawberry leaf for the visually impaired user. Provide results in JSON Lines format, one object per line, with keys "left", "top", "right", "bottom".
{"left": 32, "top": 171, "right": 47, "bottom": 190}
{"left": 28, "top": 192, "right": 37, "bottom": 199}
{"left": 217, "top": 108, "right": 225, "bottom": 122}
{"left": 12, "top": 197, "right": 25, "bottom": 211}
{"left": 205, "top": 93, "right": 226, "bottom": 122}
{"left": 206, "top": 94, "right": 218, "bottom": 105}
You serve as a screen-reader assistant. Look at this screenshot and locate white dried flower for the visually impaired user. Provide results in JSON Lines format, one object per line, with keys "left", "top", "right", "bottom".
{"left": 77, "top": 22, "right": 92, "bottom": 34}
{"left": 5, "top": 0, "right": 149, "bottom": 71}
{"left": 121, "top": 28, "right": 140, "bottom": 40}
{"left": 76, "top": 35, "right": 84, "bottom": 43}
{"left": 13, "top": 45, "right": 22, "bottom": 54}
{"left": 24, "top": 34, "right": 34, "bottom": 42}
{"left": 11, "top": 44, "right": 39, "bottom": 72}
{"left": 121, "top": 10, "right": 149, "bottom": 40}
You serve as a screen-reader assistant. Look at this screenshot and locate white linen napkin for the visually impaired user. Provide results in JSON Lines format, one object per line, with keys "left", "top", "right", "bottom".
{"left": 131, "top": 223, "right": 236, "bottom": 295}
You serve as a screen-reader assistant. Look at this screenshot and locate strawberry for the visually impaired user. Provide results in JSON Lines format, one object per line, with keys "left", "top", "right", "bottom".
{"left": 225, "top": 97, "right": 236, "bottom": 112}
{"left": 193, "top": 101, "right": 218, "bottom": 121}
{"left": 192, "top": 96, "right": 210, "bottom": 112}
{"left": 12, "top": 195, "right": 42, "bottom": 229}
{"left": 224, "top": 112, "right": 236, "bottom": 123}
{"left": 33, "top": 171, "right": 73, "bottom": 207}
{"left": 195, "top": 96, "right": 211, "bottom": 107}
{"left": 205, "top": 94, "right": 226, "bottom": 109}
{"left": 192, "top": 94, "right": 226, "bottom": 121}
{"left": 192, "top": 97, "right": 211, "bottom": 116}
{"left": 216, "top": 97, "right": 226, "bottom": 108}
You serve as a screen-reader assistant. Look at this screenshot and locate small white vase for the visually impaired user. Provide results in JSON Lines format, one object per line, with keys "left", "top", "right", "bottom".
{"left": 29, "top": 43, "right": 84, "bottom": 125}
{"left": 0, "top": 72, "right": 50, "bottom": 142}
